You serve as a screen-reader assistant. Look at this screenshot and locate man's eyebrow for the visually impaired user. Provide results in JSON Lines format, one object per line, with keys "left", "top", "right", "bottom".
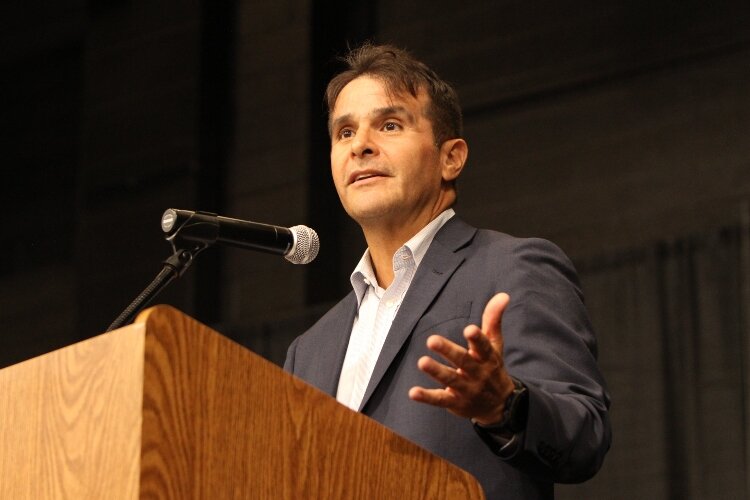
{"left": 372, "top": 106, "right": 415, "bottom": 123}
{"left": 330, "top": 113, "right": 353, "bottom": 134}
{"left": 330, "top": 106, "right": 417, "bottom": 134}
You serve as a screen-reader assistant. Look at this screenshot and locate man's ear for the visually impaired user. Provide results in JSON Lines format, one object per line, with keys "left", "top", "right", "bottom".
{"left": 440, "top": 138, "right": 469, "bottom": 182}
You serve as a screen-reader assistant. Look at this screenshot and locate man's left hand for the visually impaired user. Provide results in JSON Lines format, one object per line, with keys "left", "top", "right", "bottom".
{"left": 408, "top": 292, "right": 515, "bottom": 425}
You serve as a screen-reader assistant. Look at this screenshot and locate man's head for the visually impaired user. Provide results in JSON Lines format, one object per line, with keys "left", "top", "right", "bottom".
{"left": 326, "top": 44, "right": 468, "bottom": 239}
{"left": 326, "top": 43, "right": 463, "bottom": 147}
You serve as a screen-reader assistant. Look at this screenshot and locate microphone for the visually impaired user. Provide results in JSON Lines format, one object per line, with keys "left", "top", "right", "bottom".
{"left": 160, "top": 209, "right": 319, "bottom": 264}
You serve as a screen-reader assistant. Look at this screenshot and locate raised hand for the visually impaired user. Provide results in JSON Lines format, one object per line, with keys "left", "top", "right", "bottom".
{"left": 408, "top": 292, "right": 515, "bottom": 425}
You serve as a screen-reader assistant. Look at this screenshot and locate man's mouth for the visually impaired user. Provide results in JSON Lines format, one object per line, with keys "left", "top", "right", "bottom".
{"left": 349, "top": 170, "right": 387, "bottom": 185}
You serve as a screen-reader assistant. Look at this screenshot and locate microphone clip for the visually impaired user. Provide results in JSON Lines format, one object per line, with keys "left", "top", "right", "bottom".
{"left": 162, "top": 209, "right": 219, "bottom": 253}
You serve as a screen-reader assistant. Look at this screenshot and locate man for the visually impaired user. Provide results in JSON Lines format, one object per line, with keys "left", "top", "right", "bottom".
{"left": 284, "top": 43, "right": 611, "bottom": 499}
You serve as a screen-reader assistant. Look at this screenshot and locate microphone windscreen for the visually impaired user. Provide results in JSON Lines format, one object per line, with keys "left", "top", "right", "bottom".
{"left": 286, "top": 225, "right": 320, "bottom": 264}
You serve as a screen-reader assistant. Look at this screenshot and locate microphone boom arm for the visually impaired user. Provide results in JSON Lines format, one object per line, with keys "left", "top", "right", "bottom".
{"left": 105, "top": 243, "right": 206, "bottom": 332}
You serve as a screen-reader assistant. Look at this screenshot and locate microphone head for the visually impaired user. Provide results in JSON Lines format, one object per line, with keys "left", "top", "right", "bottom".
{"left": 286, "top": 225, "right": 320, "bottom": 264}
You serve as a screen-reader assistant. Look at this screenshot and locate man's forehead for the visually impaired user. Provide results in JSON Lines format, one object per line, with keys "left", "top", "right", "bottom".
{"left": 332, "top": 76, "right": 428, "bottom": 117}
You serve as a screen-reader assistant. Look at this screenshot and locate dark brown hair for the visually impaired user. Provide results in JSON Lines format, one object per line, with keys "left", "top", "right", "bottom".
{"left": 326, "top": 43, "right": 463, "bottom": 146}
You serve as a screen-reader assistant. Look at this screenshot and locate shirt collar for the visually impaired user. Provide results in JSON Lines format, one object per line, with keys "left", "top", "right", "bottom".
{"left": 350, "top": 208, "right": 455, "bottom": 305}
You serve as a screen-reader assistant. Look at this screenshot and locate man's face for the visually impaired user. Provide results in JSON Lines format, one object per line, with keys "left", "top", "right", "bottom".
{"left": 329, "top": 76, "right": 448, "bottom": 231}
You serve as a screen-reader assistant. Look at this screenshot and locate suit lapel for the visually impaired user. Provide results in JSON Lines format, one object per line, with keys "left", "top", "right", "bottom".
{"left": 313, "top": 293, "right": 358, "bottom": 397}
{"left": 358, "top": 217, "right": 477, "bottom": 411}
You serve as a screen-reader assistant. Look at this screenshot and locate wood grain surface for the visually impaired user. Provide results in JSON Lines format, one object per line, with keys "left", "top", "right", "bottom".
{"left": 137, "top": 305, "right": 484, "bottom": 499}
{"left": 0, "top": 306, "right": 482, "bottom": 498}
{"left": 0, "top": 323, "right": 145, "bottom": 499}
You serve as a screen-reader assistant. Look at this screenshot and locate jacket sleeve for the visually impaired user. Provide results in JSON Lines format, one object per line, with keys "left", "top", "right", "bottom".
{"left": 498, "top": 237, "right": 611, "bottom": 483}
{"left": 283, "top": 336, "right": 299, "bottom": 373}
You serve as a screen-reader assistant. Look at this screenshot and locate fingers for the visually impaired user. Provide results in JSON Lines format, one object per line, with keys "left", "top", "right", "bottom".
{"left": 417, "top": 353, "right": 458, "bottom": 381}
{"left": 425, "top": 293, "right": 510, "bottom": 366}
{"left": 481, "top": 292, "right": 510, "bottom": 349}
{"left": 417, "top": 331, "right": 498, "bottom": 392}
{"left": 482, "top": 292, "right": 510, "bottom": 337}
{"left": 464, "top": 324, "right": 494, "bottom": 364}
{"left": 408, "top": 385, "right": 459, "bottom": 407}
{"left": 425, "top": 334, "right": 483, "bottom": 377}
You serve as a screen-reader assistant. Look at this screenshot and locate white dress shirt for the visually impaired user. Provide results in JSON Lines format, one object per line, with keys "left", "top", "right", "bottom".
{"left": 336, "top": 209, "right": 455, "bottom": 410}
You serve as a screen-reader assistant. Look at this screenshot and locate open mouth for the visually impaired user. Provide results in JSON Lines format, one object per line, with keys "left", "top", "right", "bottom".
{"left": 354, "top": 173, "right": 380, "bottom": 182}
{"left": 349, "top": 170, "right": 387, "bottom": 185}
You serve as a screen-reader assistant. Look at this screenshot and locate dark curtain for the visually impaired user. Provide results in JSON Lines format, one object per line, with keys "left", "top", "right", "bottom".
{"left": 559, "top": 210, "right": 750, "bottom": 499}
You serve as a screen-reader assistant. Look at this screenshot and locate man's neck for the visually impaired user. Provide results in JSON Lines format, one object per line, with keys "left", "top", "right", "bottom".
{"left": 361, "top": 228, "right": 412, "bottom": 289}
{"left": 357, "top": 189, "right": 457, "bottom": 288}
{"left": 361, "top": 209, "right": 454, "bottom": 289}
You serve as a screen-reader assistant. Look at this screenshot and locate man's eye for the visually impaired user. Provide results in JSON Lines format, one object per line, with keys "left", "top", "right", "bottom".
{"left": 339, "top": 129, "right": 354, "bottom": 139}
{"left": 383, "top": 122, "right": 400, "bottom": 131}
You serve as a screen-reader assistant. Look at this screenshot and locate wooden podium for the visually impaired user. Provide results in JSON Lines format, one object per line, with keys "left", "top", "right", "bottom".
{"left": 0, "top": 305, "right": 484, "bottom": 499}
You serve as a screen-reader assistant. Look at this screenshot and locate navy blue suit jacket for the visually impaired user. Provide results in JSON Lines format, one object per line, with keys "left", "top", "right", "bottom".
{"left": 284, "top": 217, "right": 611, "bottom": 499}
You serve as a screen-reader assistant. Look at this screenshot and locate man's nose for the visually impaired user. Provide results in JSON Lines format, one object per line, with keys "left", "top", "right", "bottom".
{"left": 351, "top": 129, "right": 377, "bottom": 158}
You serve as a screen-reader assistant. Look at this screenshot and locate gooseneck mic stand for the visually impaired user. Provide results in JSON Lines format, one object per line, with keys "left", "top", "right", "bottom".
{"left": 105, "top": 244, "right": 206, "bottom": 332}
{"left": 106, "top": 209, "right": 222, "bottom": 332}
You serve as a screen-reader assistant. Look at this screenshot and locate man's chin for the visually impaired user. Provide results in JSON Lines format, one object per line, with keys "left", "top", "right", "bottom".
{"left": 345, "top": 205, "right": 396, "bottom": 226}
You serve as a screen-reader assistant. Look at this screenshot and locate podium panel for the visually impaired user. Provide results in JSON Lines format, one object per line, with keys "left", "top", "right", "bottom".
{"left": 0, "top": 323, "right": 144, "bottom": 498}
{"left": 0, "top": 305, "right": 484, "bottom": 499}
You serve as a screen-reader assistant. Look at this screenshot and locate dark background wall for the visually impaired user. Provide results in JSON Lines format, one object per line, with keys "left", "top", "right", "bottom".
{"left": 2, "top": 1, "right": 749, "bottom": 498}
